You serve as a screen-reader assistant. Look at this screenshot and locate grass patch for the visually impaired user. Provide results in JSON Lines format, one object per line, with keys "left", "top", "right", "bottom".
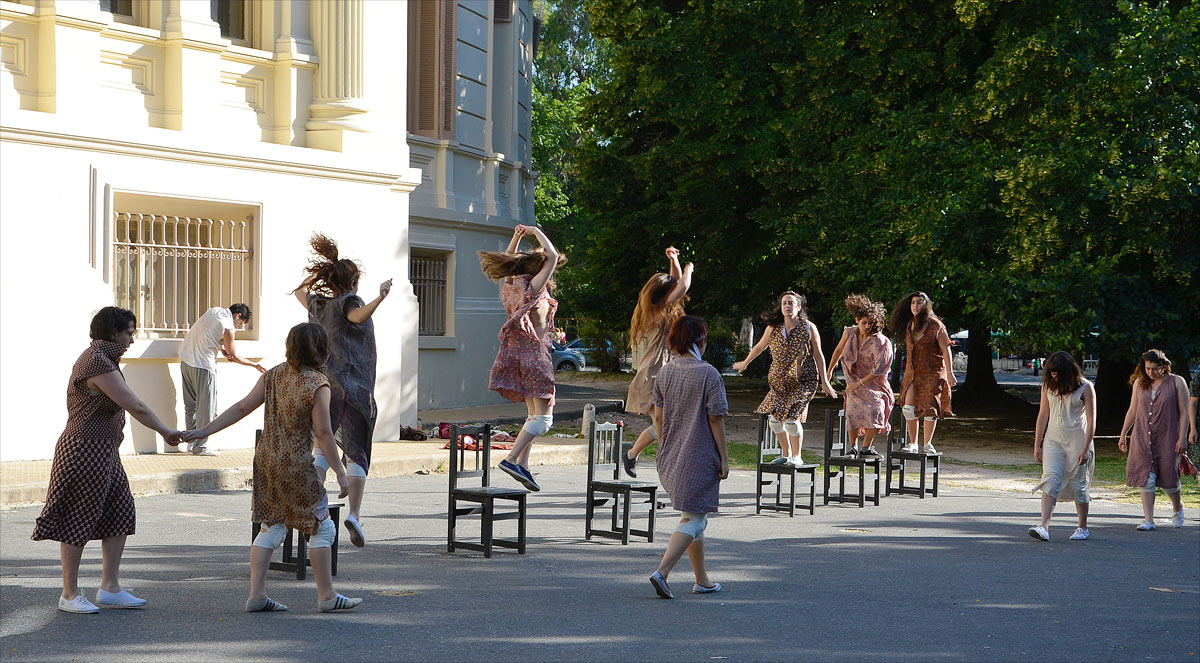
{"left": 639, "top": 442, "right": 760, "bottom": 471}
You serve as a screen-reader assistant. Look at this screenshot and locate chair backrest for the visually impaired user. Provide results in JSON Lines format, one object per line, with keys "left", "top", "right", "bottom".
{"left": 757, "top": 414, "right": 782, "bottom": 461}
{"left": 587, "top": 419, "right": 624, "bottom": 482}
{"left": 448, "top": 424, "right": 493, "bottom": 492}
{"left": 822, "top": 409, "right": 847, "bottom": 461}
{"left": 886, "top": 407, "right": 908, "bottom": 452}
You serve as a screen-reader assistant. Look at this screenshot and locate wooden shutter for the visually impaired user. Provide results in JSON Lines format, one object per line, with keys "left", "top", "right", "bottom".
{"left": 441, "top": 0, "right": 457, "bottom": 139}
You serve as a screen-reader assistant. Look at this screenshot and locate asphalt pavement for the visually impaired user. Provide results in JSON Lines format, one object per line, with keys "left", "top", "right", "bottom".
{"left": 2, "top": 465, "right": 1197, "bottom": 662}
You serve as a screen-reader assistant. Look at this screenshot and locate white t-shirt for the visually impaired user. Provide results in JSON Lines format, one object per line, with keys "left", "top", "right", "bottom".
{"left": 179, "top": 307, "right": 234, "bottom": 373}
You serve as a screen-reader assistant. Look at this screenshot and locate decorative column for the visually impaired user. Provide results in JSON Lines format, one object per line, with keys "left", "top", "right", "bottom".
{"left": 306, "top": 0, "right": 370, "bottom": 152}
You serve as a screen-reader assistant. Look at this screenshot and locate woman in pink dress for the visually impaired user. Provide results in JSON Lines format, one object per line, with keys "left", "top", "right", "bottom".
{"left": 1118, "top": 349, "right": 1190, "bottom": 530}
{"left": 478, "top": 225, "right": 566, "bottom": 492}
{"left": 827, "top": 295, "right": 894, "bottom": 457}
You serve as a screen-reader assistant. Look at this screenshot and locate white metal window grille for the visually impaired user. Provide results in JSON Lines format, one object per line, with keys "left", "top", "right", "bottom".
{"left": 411, "top": 255, "right": 448, "bottom": 336}
{"left": 113, "top": 212, "right": 254, "bottom": 338}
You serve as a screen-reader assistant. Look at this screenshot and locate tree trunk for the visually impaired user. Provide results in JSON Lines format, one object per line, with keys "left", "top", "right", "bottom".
{"left": 955, "top": 320, "right": 1010, "bottom": 407}
{"left": 1095, "top": 352, "right": 1134, "bottom": 432}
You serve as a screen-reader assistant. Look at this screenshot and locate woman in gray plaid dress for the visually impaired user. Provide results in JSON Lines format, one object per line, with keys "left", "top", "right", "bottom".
{"left": 648, "top": 316, "right": 729, "bottom": 600}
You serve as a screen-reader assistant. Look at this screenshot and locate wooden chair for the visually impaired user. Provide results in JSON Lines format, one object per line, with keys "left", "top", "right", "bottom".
{"left": 447, "top": 424, "right": 528, "bottom": 558}
{"left": 885, "top": 409, "right": 941, "bottom": 498}
{"left": 585, "top": 420, "right": 658, "bottom": 544}
{"left": 755, "top": 414, "right": 818, "bottom": 516}
{"left": 822, "top": 410, "right": 882, "bottom": 507}
{"left": 249, "top": 430, "right": 343, "bottom": 580}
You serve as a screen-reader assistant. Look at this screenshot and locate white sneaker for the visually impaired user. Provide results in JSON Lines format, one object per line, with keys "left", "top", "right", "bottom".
{"left": 790, "top": 454, "right": 805, "bottom": 465}
{"left": 96, "top": 588, "right": 147, "bottom": 609}
{"left": 902, "top": 443, "right": 919, "bottom": 453}
{"left": 1137, "top": 520, "right": 1156, "bottom": 531}
{"left": 923, "top": 443, "right": 938, "bottom": 454}
{"left": 1027, "top": 525, "right": 1049, "bottom": 541}
{"left": 1173, "top": 510, "right": 1184, "bottom": 528}
{"left": 192, "top": 449, "right": 220, "bottom": 457}
{"left": 1069, "top": 528, "right": 1090, "bottom": 541}
{"left": 58, "top": 594, "right": 99, "bottom": 614}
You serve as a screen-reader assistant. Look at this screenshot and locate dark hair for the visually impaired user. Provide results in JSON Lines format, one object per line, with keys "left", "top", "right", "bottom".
{"left": 298, "top": 233, "right": 361, "bottom": 297}
{"left": 888, "top": 290, "right": 942, "bottom": 343}
{"left": 667, "top": 315, "right": 708, "bottom": 356}
{"left": 1129, "top": 348, "right": 1172, "bottom": 390}
{"left": 1042, "top": 351, "right": 1084, "bottom": 397}
{"left": 629, "top": 273, "right": 687, "bottom": 348}
{"left": 477, "top": 248, "right": 568, "bottom": 289}
{"left": 844, "top": 294, "right": 886, "bottom": 335}
{"left": 286, "top": 322, "right": 330, "bottom": 370}
{"left": 228, "top": 303, "right": 252, "bottom": 322}
{"left": 90, "top": 306, "right": 137, "bottom": 341}
{"left": 762, "top": 291, "right": 807, "bottom": 327}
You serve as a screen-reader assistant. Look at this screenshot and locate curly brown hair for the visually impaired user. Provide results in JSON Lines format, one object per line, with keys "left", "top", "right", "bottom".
{"left": 297, "top": 233, "right": 361, "bottom": 297}
{"left": 477, "top": 248, "right": 567, "bottom": 288}
{"left": 844, "top": 294, "right": 886, "bottom": 334}
{"left": 1129, "top": 348, "right": 1172, "bottom": 390}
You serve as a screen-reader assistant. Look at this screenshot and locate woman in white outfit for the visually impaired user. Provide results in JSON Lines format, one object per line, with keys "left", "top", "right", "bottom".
{"left": 1028, "top": 352, "right": 1096, "bottom": 542}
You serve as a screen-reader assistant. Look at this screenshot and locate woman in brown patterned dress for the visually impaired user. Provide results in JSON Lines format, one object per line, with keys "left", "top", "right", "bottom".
{"left": 33, "top": 307, "right": 182, "bottom": 614}
{"left": 1118, "top": 349, "right": 1189, "bottom": 531}
{"left": 732, "top": 292, "right": 836, "bottom": 464}
{"left": 622, "top": 245, "right": 693, "bottom": 477}
{"left": 183, "top": 323, "right": 360, "bottom": 613}
{"left": 888, "top": 291, "right": 956, "bottom": 454}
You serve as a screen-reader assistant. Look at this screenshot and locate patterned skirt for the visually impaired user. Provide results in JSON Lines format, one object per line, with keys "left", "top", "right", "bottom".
{"left": 32, "top": 437, "right": 135, "bottom": 547}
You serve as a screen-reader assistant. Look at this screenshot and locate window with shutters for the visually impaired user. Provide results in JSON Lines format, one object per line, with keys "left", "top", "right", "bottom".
{"left": 411, "top": 252, "right": 451, "bottom": 336}
{"left": 212, "top": 0, "right": 253, "bottom": 47}
{"left": 408, "top": 0, "right": 456, "bottom": 140}
{"left": 495, "top": 0, "right": 512, "bottom": 22}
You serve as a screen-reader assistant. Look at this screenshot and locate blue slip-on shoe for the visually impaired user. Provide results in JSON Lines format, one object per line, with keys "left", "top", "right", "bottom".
{"left": 517, "top": 464, "right": 542, "bottom": 492}
{"left": 499, "top": 460, "right": 540, "bottom": 491}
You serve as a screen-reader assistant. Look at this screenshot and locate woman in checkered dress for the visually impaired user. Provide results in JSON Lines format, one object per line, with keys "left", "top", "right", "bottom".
{"left": 647, "top": 316, "right": 730, "bottom": 600}
{"left": 32, "top": 307, "right": 182, "bottom": 614}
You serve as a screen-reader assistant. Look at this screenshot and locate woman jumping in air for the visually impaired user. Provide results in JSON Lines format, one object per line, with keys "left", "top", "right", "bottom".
{"left": 478, "top": 224, "right": 566, "bottom": 492}
{"left": 622, "top": 246, "right": 693, "bottom": 477}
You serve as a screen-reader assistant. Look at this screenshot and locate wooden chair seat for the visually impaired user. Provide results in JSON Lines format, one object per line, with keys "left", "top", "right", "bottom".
{"left": 822, "top": 411, "right": 882, "bottom": 507}
{"left": 755, "top": 414, "right": 818, "bottom": 516}
{"left": 885, "top": 410, "right": 941, "bottom": 498}
{"left": 447, "top": 424, "right": 528, "bottom": 558}
{"left": 585, "top": 420, "right": 657, "bottom": 544}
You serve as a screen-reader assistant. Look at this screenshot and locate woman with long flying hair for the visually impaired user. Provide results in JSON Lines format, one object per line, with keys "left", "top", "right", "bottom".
{"left": 292, "top": 233, "right": 391, "bottom": 548}
{"left": 732, "top": 291, "right": 836, "bottom": 464}
{"left": 827, "top": 295, "right": 894, "bottom": 457}
{"left": 888, "top": 291, "right": 956, "bottom": 454}
{"left": 183, "top": 323, "right": 360, "bottom": 612}
{"left": 478, "top": 224, "right": 566, "bottom": 492}
{"left": 1027, "top": 352, "right": 1096, "bottom": 542}
{"left": 1118, "top": 349, "right": 1189, "bottom": 530}
{"left": 621, "top": 246, "right": 693, "bottom": 477}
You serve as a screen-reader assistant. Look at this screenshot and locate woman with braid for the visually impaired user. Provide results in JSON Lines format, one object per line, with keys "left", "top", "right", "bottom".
{"left": 292, "top": 233, "right": 391, "bottom": 548}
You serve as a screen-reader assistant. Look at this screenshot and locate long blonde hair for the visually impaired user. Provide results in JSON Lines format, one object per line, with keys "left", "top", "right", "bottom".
{"left": 477, "top": 248, "right": 567, "bottom": 288}
{"left": 629, "top": 273, "right": 686, "bottom": 348}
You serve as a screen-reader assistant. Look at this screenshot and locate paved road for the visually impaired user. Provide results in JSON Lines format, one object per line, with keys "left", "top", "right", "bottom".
{"left": 2, "top": 466, "right": 1196, "bottom": 662}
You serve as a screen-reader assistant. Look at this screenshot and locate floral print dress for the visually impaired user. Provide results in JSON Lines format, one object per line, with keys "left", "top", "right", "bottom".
{"left": 489, "top": 274, "right": 557, "bottom": 403}
{"left": 755, "top": 323, "right": 818, "bottom": 422}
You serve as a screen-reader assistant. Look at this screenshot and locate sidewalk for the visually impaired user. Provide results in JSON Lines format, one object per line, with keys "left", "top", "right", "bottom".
{"left": 0, "top": 382, "right": 626, "bottom": 509}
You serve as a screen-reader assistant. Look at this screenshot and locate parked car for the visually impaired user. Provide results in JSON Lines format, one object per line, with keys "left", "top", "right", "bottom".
{"left": 551, "top": 341, "right": 585, "bottom": 372}
{"left": 566, "top": 338, "right": 632, "bottom": 371}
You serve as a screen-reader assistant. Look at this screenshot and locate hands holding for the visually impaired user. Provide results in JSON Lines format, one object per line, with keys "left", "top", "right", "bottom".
{"left": 163, "top": 430, "right": 184, "bottom": 446}
{"left": 180, "top": 429, "right": 207, "bottom": 444}
{"left": 253, "top": 363, "right": 266, "bottom": 374}
{"left": 514, "top": 224, "right": 528, "bottom": 238}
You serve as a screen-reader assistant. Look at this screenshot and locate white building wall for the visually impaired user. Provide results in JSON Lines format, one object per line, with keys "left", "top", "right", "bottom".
{"left": 410, "top": 0, "right": 539, "bottom": 411}
{"left": 0, "top": 0, "right": 421, "bottom": 461}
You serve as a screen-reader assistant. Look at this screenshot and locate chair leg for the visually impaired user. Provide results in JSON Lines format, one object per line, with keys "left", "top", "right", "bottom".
{"left": 756, "top": 470, "right": 763, "bottom": 514}
{"left": 823, "top": 470, "right": 831, "bottom": 505}
{"left": 296, "top": 531, "right": 307, "bottom": 581}
{"left": 482, "top": 500, "right": 495, "bottom": 559}
{"left": 808, "top": 469, "right": 816, "bottom": 515}
{"left": 919, "top": 456, "right": 928, "bottom": 499}
{"left": 585, "top": 488, "right": 594, "bottom": 540}
{"left": 517, "top": 497, "right": 527, "bottom": 554}
{"left": 448, "top": 497, "right": 457, "bottom": 553}
{"left": 621, "top": 491, "right": 631, "bottom": 545}
{"left": 932, "top": 457, "right": 940, "bottom": 497}
{"left": 873, "top": 461, "right": 881, "bottom": 505}
{"left": 858, "top": 465, "right": 866, "bottom": 508}
{"left": 647, "top": 491, "right": 657, "bottom": 543}
{"left": 788, "top": 471, "right": 796, "bottom": 517}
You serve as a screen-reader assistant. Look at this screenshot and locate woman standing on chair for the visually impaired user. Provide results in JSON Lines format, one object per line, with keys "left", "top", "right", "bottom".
{"left": 292, "top": 234, "right": 390, "bottom": 549}
{"left": 1027, "top": 352, "right": 1096, "bottom": 542}
{"left": 888, "top": 291, "right": 955, "bottom": 454}
{"left": 827, "top": 295, "right": 894, "bottom": 457}
{"left": 183, "top": 323, "right": 360, "bottom": 613}
{"left": 479, "top": 224, "right": 566, "bottom": 492}
{"left": 1118, "top": 349, "right": 1189, "bottom": 530}
{"left": 33, "top": 307, "right": 182, "bottom": 614}
{"left": 622, "top": 246, "right": 693, "bottom": 477}
{"left": 732, "top": 291, "right": 836, "bottom": 465}
{"left": 648, "top": 315, "right": 729, "bottom": 599}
